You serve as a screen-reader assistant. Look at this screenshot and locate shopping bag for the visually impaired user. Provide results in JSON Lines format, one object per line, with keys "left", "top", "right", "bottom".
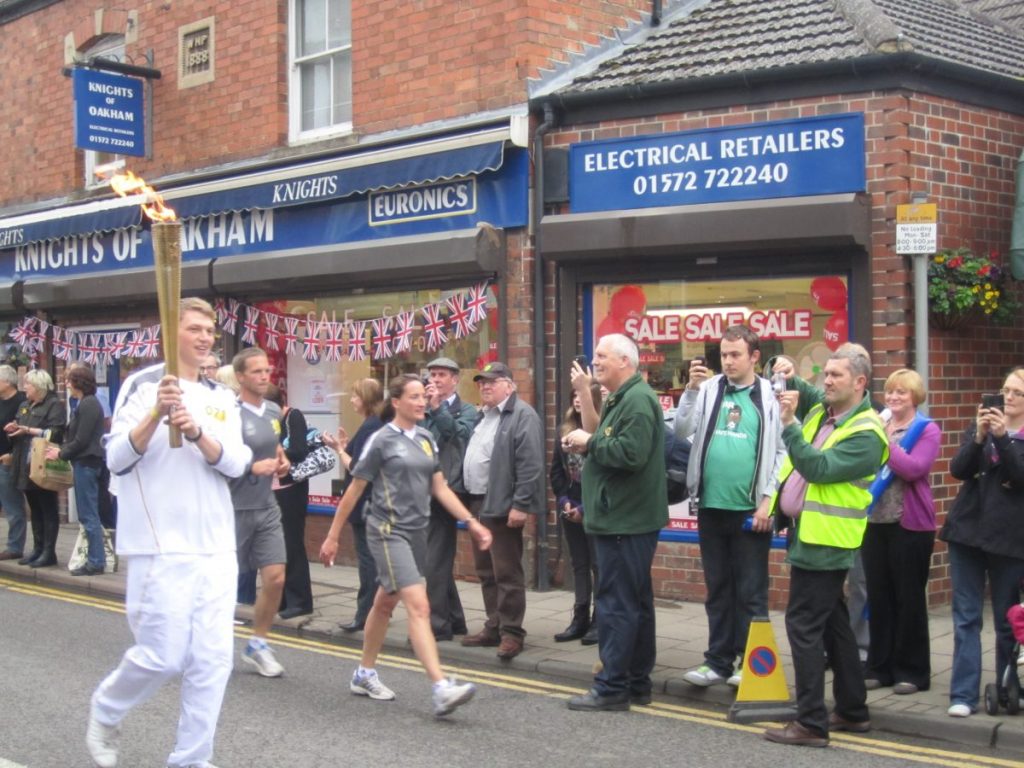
{"left": 66, "top": 525, "right": 118, "bottom": 573}
{"left": 28, "top": 437, "right": 73, "bottom": 492}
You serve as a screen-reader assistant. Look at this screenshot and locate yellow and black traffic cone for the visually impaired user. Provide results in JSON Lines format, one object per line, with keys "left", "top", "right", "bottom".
{"left": 727, "top": 615, "right": 797, "bottom": 724}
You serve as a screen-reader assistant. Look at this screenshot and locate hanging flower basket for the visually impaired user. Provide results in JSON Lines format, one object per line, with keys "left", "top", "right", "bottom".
{"left": 927, "top": 247, "right": 1019, "bottom": 329}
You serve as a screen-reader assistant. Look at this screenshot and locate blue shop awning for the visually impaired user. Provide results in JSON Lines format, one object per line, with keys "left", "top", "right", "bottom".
{"left": 0, "top": 124, "right": 518, "bottom": 248}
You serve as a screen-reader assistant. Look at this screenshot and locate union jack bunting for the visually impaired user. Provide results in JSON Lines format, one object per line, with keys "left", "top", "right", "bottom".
{"left": 302, "top": 318, "right": 321, "bottom": 363}
{"left": 50, "top": 327, "right": 69, "bottom": 361}
{"left": 79, "top": 333, "right": 100, "bottom": 364}
{"left": 241, "top": 306, "right": 260, "bottom": 345}
{"left": 9, "top": 318, "right": 31, "bottom": 349}
{"left": 223, "top": 299, "right": 240, "bottom": 336}
{"left": 347, "top": 320, "right": 367, "bottom": 361}
{"left": 322, "top": 321, "right": 345, "bottom": 362}
{"left": 421, "top": 303, "right": 448, "bottom": 352}
{"left": 35, "top": 321, "right": 50, "bottom": 354}
{"left": 446, "top": 294, "right": 473, "bottom": 339}
{"left": 141, "top": 327, "right": 162, "bottom": 359}
{"left": 96, "top": 334, "right": 114, "bottom": 367}
{"left": 466, "top": 282, "right": 489, "bottom": 326}
{"left": 392, "top": 310, "right": 415, "bottom": 354}
{"left": 111, "top": 331, "right": 129, "bottom": 359}
{"left": 214, "top": 298, "right": 227, "bottom": 327}
{"left": 371, "top": 316, "right": 393, "bottom": 360}
{"left": 124, "top": 330, "right": 144, "bottom": 358}
{"left": 263, "top": 312, "right": 281, "bottom": 352}
{"left": 283, "top": 316, "right": 300, "bottom": 356}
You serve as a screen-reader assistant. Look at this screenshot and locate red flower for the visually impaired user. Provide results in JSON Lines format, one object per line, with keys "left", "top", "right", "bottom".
{"left": 979, "top": 265, "right": 992, "bottom": 276}
{"left": 948, "top": 256, "right": 963, "bottom": 268}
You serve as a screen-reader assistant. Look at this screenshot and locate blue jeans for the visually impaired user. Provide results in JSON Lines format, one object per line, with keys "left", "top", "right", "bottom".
{"left": 696, "top": 508, "right": 771, "bottom": 676}
{"left": 0, "top": 462, "right": 27, "bottom": 554}
{"left": 73, "top": 462, "right": 106, "bottom": 569}
{"left": 949, "top": 541, "right": 1024, "bottom": 709}
{"left": 592, "top": 530, "right": 660, "bottom": 697}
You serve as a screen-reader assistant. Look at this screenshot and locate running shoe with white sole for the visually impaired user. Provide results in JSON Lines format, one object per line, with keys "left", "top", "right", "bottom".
{"left": 242, "top": 643, "right": 284, "bottom": 677}
{"left": 683, "top": 664, "right": 726, "bottom": 687}
{"left": 432, "top": 678, "right": 477, "bottom": 716}
{"left": 350, "top": 669, "right": 396, "bottom": 701}
{"left": 727, "top": 670, "right": 742, "bottom": 688}
{"left": 86, "top": 707, "right": 121, "bottom": 768}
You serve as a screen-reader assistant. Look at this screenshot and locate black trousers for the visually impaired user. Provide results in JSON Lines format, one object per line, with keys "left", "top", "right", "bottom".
{"left": 425, "top": 498, "right": 466, "bottom": 636}
{"left": 24, "top": 486, "right": 59, "bottom": 554}
{"left": 592, "top": 531, "right": 659, "bottom": 697}
{"left": 562, "top": 515, "right": 597, "bottom": 608}
{"left": 786, "top": 566, "right": 868, "bottom": 736}
{"left": 276, "top": 481, "right": 313, "bottom": 613}
{"left": 862, "top": 522, "right": 934, "bottom": 689}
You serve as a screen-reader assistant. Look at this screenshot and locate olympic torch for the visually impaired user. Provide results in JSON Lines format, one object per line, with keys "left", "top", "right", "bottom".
{"left": 110, "top": 172, "right": 183, "bottom": 447}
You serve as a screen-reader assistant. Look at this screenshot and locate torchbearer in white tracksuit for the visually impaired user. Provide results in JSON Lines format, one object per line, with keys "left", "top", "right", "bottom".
{"left": 86, "top": 298, "right": 251, "bottom": 768}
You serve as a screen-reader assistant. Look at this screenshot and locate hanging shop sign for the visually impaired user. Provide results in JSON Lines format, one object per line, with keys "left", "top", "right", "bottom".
{"left": 569, "top": 113, "right": 865, "bottom": 213}
{"left": 72, "top": 69, "right": 145, "bottom": 157}
{"left": 624, "top": 309, "right": 814, "bottom": 344}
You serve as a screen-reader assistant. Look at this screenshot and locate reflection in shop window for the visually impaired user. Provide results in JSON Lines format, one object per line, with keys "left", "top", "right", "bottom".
{"left": 589, "top": 275, "right": 849, "bottom": 410}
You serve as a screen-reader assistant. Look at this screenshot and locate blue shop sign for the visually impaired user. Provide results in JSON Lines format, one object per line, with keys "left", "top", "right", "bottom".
{"left": 1, "top": 150, "right": 528, "bottom": 281}
{"left": 569, "top": 113, "right": 865, "bottom": 213}
{"left": 72, "top": 69, "right": 145, "bottom": 157}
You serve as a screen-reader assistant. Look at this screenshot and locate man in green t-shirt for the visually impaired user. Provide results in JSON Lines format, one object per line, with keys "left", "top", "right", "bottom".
{"left": 673, "top": 325, "right": 786, "bottom": 689}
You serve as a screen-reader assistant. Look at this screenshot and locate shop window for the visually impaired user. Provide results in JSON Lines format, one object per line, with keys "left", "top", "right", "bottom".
{"left": 82, "top": 35, "right": 127, "bottom": 187}
{"left": 589, "top": 275, "right": 850, "bottom": 411}
{"left": 289, "top": 0, "right": 352, "bottom": 142}
{"left": 254, "top": 286, "right": 498, "bottom": 505}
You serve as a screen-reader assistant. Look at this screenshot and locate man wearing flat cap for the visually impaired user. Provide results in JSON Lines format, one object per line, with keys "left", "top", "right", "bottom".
{"left": 461, "top": 361, "right": 544, "bottom": 660}
{"left": 420, "top": 356, "right": 477, "bottom": 641}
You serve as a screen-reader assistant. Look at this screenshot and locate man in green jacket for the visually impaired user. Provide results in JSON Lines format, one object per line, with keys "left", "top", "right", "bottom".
{"left": 763, "top": 343, "right": 887, "bottom": 747}
{"left": 562, "top": 334, "right": 668, "bottom": 711}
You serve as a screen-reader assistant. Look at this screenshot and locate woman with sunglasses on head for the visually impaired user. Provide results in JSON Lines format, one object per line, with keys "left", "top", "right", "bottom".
{"left": 319, "top": 374, "right": 492, "bottom": 716}
{"left": 940, "top": 366, "right": 1024, "bottom": 718}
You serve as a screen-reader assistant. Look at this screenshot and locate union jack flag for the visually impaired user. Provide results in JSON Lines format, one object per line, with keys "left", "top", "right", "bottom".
{"left": 214, "top": 298, "right": 227, "bottom": 327}
{"left": 111, "top": 331, "right": 129, "bottom": 360}
{"left": 446, "top": 294, "right": 473, "bottom": 339}
{"left": 283, "top": 316, "right": 300, "bottom": 356}
{"left": 466, "top": 282, "right": 489, "bottom": 326}
{"left": 302, "top": 318, "right": 321, "bottom": 363}
{"left": 124, "top": 330, "right": 144, "bottom": 358}
{"left": 241, "top": 306, "right": 260, "bottom": 345}
{"left": 79, "top": 333, "right": 100, "bottom": 364}
{"left": 34, "top": 321, "right": 50, "bottom": 355}
{"left": 392, "top": 311, "right": 415, "bottom": 354}
{"left": 223, "top": 299, "right": 240, "bottom": 336}
{"left": 141, "top": 327, "right": 162, "bottom": 359}
{"left": 371, "top": 317, "right": 393, "bottom": 360}
{"left": 347, "top": 320, "right": 367, "bottom": 361}
{"left": 9, "top": 318, "right": 32, "bottom": 349}
{"left": 50, "top": 327, "right": 68, "bottom": 361}
{"left": 322, "top": 321, "right": 345, "bottom": 362}
{"left": 96, "top": 334, "right": 113, "bottom": 367}
{"left": 421, "top": 303, "right": 448, "bottom": 352}
{"left": 263, "top": 312, "right": 281, "bottom": 352}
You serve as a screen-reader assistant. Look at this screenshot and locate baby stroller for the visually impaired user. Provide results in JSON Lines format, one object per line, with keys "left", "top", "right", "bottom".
{"left": 984, "top": 603, "right": 1024, "bottom": 715}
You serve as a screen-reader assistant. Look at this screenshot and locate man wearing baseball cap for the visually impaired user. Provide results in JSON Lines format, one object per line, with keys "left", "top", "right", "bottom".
{"left": 420, "top": 356, "right": 478, "bottom": 641}
{"left": 461, "top": 362, "right": 544, "bottom": 660}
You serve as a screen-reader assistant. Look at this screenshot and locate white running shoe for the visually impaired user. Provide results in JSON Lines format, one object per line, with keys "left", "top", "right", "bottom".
{"left": 86, "top": 707, "right": 121, "bottom": 768}
{"left": 350, "top": 669, "right": 396, "bottom": 701}
{"left": 433, "top": 677, "right": 476, "bottom": 716}
{"left": 727, "top": 670, "right": 742, "bottom": 688}
{"left": 947, "top": 703, "right": 972, "bottom": 718}
{"left": 242, "top": 643, "right": 284, "bottom": 677}
{"left": 683, "top": 665, "right": 726, "bottom": 687}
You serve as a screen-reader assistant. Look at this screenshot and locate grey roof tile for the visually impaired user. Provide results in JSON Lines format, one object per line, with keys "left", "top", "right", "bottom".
{"left": 560, "top": 0, "right": 1024, "bottom": 96}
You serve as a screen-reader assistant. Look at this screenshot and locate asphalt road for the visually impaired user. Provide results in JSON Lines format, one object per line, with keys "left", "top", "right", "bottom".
{"left": 0, "top": 579, "right": 1008, "bottom": 768}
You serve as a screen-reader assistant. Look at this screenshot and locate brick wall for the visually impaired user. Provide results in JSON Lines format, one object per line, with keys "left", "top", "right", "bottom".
{"left": 543, "top": 90, "right": 1024, "bottom": 608}
{"left": 1, "top": 0, "right": 650, "bottom": 207}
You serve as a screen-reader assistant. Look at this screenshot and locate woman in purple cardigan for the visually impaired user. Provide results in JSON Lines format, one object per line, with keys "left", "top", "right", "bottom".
{"left": 862, "top": 368, "right": 941, "bottom": 694}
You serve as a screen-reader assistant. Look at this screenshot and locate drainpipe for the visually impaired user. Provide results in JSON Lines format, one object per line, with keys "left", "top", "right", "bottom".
{"left": 532, "top": 102, "right": 557, "bottom": 591}
{"left": 651, "top": 0, "right": 663, "bottom": 26}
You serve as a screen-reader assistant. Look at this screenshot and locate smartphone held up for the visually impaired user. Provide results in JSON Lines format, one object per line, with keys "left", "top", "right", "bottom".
{"left": 982, "top": 393, "right": 1005, "bottom": 411}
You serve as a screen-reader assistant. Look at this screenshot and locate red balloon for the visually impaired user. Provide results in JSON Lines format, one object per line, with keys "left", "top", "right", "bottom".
{"left": 608, "top": 285, "right": 647, "bottom": 320}
{"left": 597, "top": 314, "right": 627, "bottom": 338}
{"left": 823, "top": 311, "right": 848, "bottom": 351}
{"left": 810, "top": 277, "right": 848, "bottom": 312}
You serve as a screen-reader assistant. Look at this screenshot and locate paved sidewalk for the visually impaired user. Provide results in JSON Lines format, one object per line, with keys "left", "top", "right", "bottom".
{"left": 3, "top": 520, "right": 1024, "bottom": 756}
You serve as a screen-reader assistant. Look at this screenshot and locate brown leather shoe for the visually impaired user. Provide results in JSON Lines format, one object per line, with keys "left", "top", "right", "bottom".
{"left": 496, "top": 636, "right": 523, "bottom": 660}
{"left": 460, "top": 629, "right": 500, "bottom": 647}
{"left": 0, "top": 551, "right": 23, "bottom": 561}
{"left": 828, "top": 712, "right": 871, "bottom": 733}
{"left": 763, "top": 721, "right": 829, "bottom": 747}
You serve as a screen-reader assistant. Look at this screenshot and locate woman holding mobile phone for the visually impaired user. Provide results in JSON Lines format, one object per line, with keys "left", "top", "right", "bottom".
{"left": 940, "top": 366, "right": 1024, "bottom": 718}
{"left": 550, "top": 380, "right": 604, "bottom": 644}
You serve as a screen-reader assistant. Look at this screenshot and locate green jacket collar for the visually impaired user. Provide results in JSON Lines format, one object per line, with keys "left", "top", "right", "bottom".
{"left": 604, "top": 372, "right": 643, "bottom": 410}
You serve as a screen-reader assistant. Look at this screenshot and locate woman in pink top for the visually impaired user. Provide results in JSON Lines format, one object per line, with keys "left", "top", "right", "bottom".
{"left": 862, "top": 368, "right": 941, "bottom": 695}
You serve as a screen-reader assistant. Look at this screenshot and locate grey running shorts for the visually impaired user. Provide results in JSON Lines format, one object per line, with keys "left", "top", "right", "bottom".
{"left": 366, "top": 520, "right": 427, "bottom": 593}
{"left": 235, "top": 504, "right": 286, "bottom": 571}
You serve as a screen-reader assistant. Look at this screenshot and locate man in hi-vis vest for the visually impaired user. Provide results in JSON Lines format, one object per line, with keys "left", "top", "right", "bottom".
{"left": 763, "top": 343, "right": 887, "bottom": 748}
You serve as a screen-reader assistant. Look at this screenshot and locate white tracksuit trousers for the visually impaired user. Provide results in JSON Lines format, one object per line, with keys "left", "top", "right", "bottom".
{"left": 92, "top": 553, "right": 238, "bottom": 768}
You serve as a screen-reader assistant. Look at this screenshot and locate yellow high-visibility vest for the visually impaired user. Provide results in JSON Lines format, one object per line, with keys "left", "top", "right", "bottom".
{"left": 772, "top": 404, "right": 888, "bottom": 550}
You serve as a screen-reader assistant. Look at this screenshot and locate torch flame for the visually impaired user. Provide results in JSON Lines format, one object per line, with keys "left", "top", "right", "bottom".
{"left": 109, "top": 170, "right": 177, "bottom": 222}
